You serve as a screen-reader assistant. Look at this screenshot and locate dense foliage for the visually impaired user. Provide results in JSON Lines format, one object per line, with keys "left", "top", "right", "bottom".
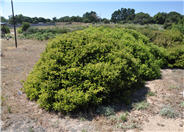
{"left": 123, "top": 24, "right": 184, "bottom": 68}
{"left": 133, "top": 12, "right": 153, "bottom": 25}
{"left": 136, "top": 28, "right": 183, "bottom": 47}
{"left": 1, "top": 25, "right": 10, "bottom": 37}
{"left": 21, "top": 22, "right": 30, "bottom": 32}
{"left": 171, "top": 18, "right": 184, "bottom": 34}
{"left": 18, "top": 22, "right": 31, "bottom": 33}
{"left": 24, "top": 26, "right": 166, "bottom": 112}
{"left": 111, "top": 8, "right": 135, "bottom": 23}
{"left": 167, "top": 45, "right": 184, "bottom": 68}
{"left": 1, "top": 16, "right": 8, "bottom": 22}
{"left": 82, "top": 11, "right": 100, "bottom": 23}
{"left": 111, "top": 8, "right": 183, "bottom": 26}
{"left": 8, "top": 14, "right": 51, "bottom": 24}
{"left": 153, "top": 12, "right": 167, "bottom": 24}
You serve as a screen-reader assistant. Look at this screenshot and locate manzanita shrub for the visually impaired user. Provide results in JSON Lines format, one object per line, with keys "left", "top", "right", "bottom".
{"left": 23, "top": 26, "right": 166, "bottom": 112}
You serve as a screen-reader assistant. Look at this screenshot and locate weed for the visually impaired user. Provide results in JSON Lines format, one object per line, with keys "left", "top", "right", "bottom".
{"left": 28, "top": 127, "right": 34, "bottom": 132}
{"left": 180, "top": 101, "right": 184, "bottom": 107}
{"left": 20, "top": 80, "right": 25, "bottom": 85}
{"left": 159, "top": 105, "right": 178, "bottom": 118}
{"left": 169, "top": 85, "right": 180, "bottom": 90}
{"left": 107, "top": 115, "right": 119, "bottom": 124}
{"left": 7, "top": 106, "right": 12, "bottom": 113}
{"left": 120, "top": 112, "right": 128, "bottom": 122}
{"left": 147, "top": 91, "right": 155, "bottom": 96}
{"left": 117, "top": 123, "right": 137, "bottom": 129}
{"left": 81, "top": 129, "right": 87, "bottom": 132}
{"left": 80, "top": 117, "right": 86, "bottom": 121}
{"left": 96, "top": 106, "right": 115, "bottom": 116}
{"left": 1, "top": 96, "right": 5, "bottom": 105}
{"left": 53, "top": 120, "right": 59, "bottom": 128}
{"left": 133, "top": 101, "right": 149, "bottom": 110}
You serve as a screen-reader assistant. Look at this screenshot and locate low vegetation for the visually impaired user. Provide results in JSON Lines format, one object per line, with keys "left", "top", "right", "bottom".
{"left": 120, "top": 112, "right": 128, "bottom": 122}
{"left": 147, "top": 91, "right": 156, "bottom": 96}
{"left": 124, "top": 23, "right": 184, "bottom": 69}
{"left": 18, "top": 22, "right": 30, "bottom": 33}
{"left": 96, "top": 106, "right": 115, "bottom": 116}
{"left": 133, "top": 101, "right": 149, "bottom": 110}
{"left": 179, "top": 102, "right": 184, "bottom": 108}
{"left": 18, "top": 27, "right": 70, "bottom": 40}
{"left": 159, "top": 105, "right": 179, "bottom": 118}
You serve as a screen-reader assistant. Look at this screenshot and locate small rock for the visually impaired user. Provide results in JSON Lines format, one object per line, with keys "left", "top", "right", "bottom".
{"left": 18, "top": 90, "right": 22, "bottom": 95}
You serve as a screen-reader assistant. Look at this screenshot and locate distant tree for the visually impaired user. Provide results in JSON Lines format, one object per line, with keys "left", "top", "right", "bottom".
{"left": 83, "top": 11, "right": 100, "bottom": 23}
{"left": 8, "top": 14, "right": 20, "bottom": 24}
{"left": 52, "top": 17, "right": 57, "bottom": 22}
{"left": 111, "top": 10, "right": 121, "bottom": 22}
{"left": 102, "top": 18, "right": 110, "bottom": 24}
{"left": 111, "top": 8, "right": 135, "bottom": 23}
{"left": 1, "top": 16, "right": 8, "bottom": 22}
{"left": 134, "top": 12, "right": 153, "bottom": 25}
{"left": 23, "top": 16, "right": 33, "bottom": 23}
{"left": 153, "top": 12, "right": 167, "bottom": 24}
{"left": 58, "top": 16, "right": 71, "bottom": 22}
{"left": 8, "top": 14, "right": 33, "bottom": 24}
{"left": 32, "top": 17, "right": 39, "bottom": 24}
{"left": 166, "top": 12, "right": 182, "bottom": 23}
{"left": 70, "top": 16, "right": 83, "bottom": 22}
{"left": 46, "top": 18, "right": 51, "bottom": 23}
{"left": 164, "top": 12, "right": 183, "bottom": 29}
{"left": 38, "top": 17, "right": 47, "bottom": 23}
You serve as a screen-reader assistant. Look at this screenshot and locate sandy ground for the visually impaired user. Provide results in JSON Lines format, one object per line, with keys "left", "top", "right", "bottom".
{"left": 1, "top": 39, "right": 184, "bottom": 132}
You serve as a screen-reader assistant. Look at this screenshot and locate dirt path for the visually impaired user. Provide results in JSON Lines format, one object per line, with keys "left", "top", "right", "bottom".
{"left": 1, "top": 39, "right": 184, "bottom": 132}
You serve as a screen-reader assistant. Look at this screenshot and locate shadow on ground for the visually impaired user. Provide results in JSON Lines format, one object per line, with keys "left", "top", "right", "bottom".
{"left": 50, "top": 85, "right": 149, "bottom": 121}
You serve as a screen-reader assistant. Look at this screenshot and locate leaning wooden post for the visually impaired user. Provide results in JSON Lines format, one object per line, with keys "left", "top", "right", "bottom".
{"left": 11, "top": 0, "right": 17, "bottom": 48}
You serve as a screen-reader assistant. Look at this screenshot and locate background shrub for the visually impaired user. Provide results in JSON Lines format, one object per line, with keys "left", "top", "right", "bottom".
{"left": 1, "top": 25, "right": 10, "bottom": 37}
{"left": 21, "top": 22, "right": 30, "bottom": 32}
{"left": 23, "top": 26, "right": 166, "bottom": 112}
{"left": 166, "top": 45, "right": 184, "bottom": 68}
{"left": 19, "top": 27, "right": 70, "bottom": 40}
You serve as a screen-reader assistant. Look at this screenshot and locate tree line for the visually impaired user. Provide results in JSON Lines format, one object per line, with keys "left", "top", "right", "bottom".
{"left": 1, "top": 8, "right": 183, "bottom": 28}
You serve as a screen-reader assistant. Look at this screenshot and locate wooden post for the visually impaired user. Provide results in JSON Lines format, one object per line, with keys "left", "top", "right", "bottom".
{"left": 11, "top": 0, "right": 17, "bottom": 48}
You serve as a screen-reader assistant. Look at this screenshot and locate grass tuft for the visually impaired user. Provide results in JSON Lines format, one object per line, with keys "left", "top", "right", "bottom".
{"left": 147, "top": 91, "right": 156, "bottom": 96}
{"left": 180, "top": 101, "right": 184, "bottom": 107}
{"left": 159, "top": 105, "right": 178, "bottom": 118}
{"left": 96, "top": 106, "right": 115, "bottom": 116}
{"left": 120, "top": 112, "right": 128, "bottom": 122}
{"left": 133, "top": 101, "right": 149, "bottom": 110}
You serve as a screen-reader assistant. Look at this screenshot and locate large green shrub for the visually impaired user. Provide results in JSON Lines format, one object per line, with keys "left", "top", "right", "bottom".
{"left": 23, "top": 26, "right": 164, "bottom": 112}
{"left": 133, "top": 28, "right": 183, "bottom": 48}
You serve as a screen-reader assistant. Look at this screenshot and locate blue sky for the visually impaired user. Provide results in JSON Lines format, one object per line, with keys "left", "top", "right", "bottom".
{"left": 0, "top": 0, "right": 183, "bottom": 19}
